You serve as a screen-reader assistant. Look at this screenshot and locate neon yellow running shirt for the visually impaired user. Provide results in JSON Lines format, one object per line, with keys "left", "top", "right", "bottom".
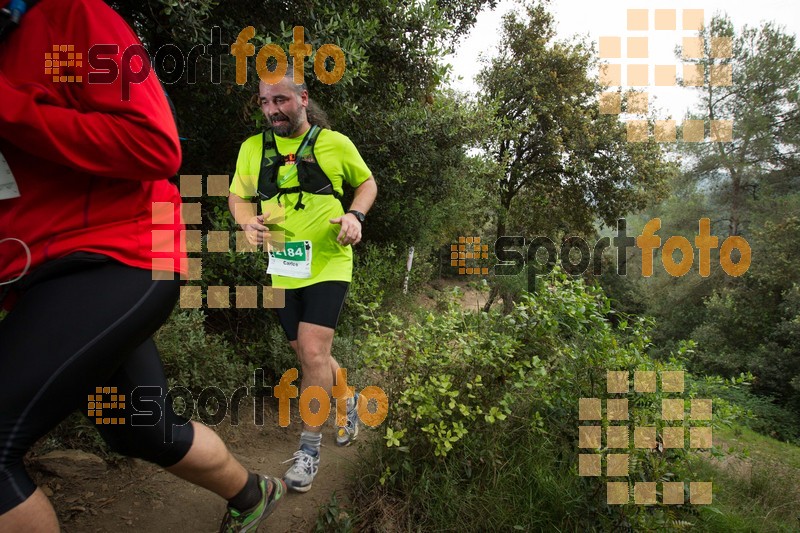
{"left": 230, "top": 128, "right": 372, "bottom": 289}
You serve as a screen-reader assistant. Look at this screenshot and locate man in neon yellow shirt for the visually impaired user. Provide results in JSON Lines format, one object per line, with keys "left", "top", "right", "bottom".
{"left": 228, "top": 75, "right": 377, "bottom": 493}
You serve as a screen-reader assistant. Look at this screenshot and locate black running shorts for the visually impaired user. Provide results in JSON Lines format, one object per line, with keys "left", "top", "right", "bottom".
{"left": 274, "top": 281, "right": 350, "bottom": 341}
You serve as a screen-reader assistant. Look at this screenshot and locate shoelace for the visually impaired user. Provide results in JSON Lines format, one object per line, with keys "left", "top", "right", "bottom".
{"left": 281, "top": 450, "right": 316, "bottom": 474}
{"left": 219, "top": 508, "right": 243, "bottom": 532}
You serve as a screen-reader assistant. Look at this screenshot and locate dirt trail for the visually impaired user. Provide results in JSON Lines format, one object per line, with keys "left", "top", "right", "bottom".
{"left": 417, "top": 279, "right": 491, "bottom": 313}
{"left": 30, "top": 407, "right": 368, "bottom": 532}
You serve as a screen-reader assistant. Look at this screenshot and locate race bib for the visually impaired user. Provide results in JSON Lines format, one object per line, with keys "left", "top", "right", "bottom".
{"left": 0, "top": 151, "right": 21, "bottom": 200}
{"left": 267, "top": 240, "right": 312, "bottom": 278}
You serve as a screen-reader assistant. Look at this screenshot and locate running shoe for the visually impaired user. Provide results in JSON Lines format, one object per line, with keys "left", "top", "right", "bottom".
{"left": 218, "top": 475, "right": 286, "bottom": 532}
{"left": 336, "top": 391, "right": 360, "bottom": 447}
{"left": 282, "top": 444, "right": 320, "bottom": 493}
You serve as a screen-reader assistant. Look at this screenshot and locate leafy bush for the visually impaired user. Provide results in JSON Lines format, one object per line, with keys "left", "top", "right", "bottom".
{"left": 154, "top": 309, "right": 252, "bottom": 393}
{"left": 349, "top": 243, "right": 404, "bottom": 310}
{"left": 690, "top": 374, "right": 800, "bottom": 443}
{"left": 354, "top": 270, "right": 740, "bottom": 530}
{"left": 340, "top": 242, "right": 433, "bottom": 334}
{"left": 194, "top": 199, "right": 279, "bottom": 346}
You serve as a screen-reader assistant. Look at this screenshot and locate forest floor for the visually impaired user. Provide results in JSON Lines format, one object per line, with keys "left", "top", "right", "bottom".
{"left": 30, "top": 405, "right": 366, "bottom": 532}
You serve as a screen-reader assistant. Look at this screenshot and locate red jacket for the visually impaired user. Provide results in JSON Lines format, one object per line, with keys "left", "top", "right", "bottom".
{"left": 0, "top": 0, "right": 187, "bottom": 305}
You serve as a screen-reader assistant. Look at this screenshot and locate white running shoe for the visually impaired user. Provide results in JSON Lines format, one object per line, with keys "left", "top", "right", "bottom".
{"left": 282, "top": 445, "right": 320, "bottom": 493}
{"left": 336, "top": 391, "right": 360, "bottom": 447}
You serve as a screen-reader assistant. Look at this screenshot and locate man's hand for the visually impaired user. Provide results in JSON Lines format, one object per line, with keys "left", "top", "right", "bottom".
{"left": 242, "top": 214, "right": 271, "bottom": 246}
{"left": 330, "top": 213, "right": 362, "bottom": 246}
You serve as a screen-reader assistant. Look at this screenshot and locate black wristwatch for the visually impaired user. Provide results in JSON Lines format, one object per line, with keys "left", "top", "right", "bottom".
{"left": 347, "top": 210, "right": 366, "bottom": 224}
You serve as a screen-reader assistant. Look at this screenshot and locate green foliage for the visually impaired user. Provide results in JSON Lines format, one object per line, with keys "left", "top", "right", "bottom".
{"left": 601, "top": 186, "right": 800, "bottom": 424}
{"left": 654, "top": 16, "right": 800, "bottom": 416}
{"left": 352, "top": 95, "right": 494, "bottom": 250}
{"left": 692, "top": 375, "right": 800, "bottom": 443}
{"left": 339, "top": 242, "right": 436, "bottom": 333}
{"left": 314, "top": 492, "right": 355, "bottom": 533}
{"left": 154, "top": 309, "right": 252, "bottom": 393}
{"left": 597, "top": 211, "right": 720, "bottom": 360}
{"left": 196, "top": 199, "right": 280, "bottom": 344}
{"left": 640, "top": 210, "right": 800, "bottom": 414}
{"left": 478, "top": 1, "right": 674, "bottom": 239}
{"left": 475, "top": 0, "right": 675, "bottom": 315}
{"left": 680, "top": 15, "right": 800, "bottom": 240}
{"left": 348, "top": 243, "right": 406, "bottom": 313}
{"left": 355, "top": 270, "right": 739, "bottom": 530}
{"left": 254, "top": 324, "right": 297, "bottom": 380}
{"left": 691, "top": 426, "right": 800, "bottom": 531}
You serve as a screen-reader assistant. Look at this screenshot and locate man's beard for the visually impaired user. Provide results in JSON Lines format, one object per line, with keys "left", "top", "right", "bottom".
{"left": 270, "top": 112, "right": 301, "bottom": 137}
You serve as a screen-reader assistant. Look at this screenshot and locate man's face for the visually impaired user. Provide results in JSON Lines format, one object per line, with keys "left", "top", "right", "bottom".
{"left": 259, "top": 78, "right": 309, "bottom": 138}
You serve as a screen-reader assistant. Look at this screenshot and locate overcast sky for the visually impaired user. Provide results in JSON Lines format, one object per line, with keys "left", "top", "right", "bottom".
{"left": 447, "top": 0, "right": 800, "bottom": 119}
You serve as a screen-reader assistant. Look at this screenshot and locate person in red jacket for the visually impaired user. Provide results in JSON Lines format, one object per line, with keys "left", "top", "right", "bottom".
{"left": 0, "top": 1, "right": 284, "bottom": 531}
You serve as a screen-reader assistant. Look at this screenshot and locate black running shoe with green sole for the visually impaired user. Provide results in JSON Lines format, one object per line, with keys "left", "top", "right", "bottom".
{"left": 219, "top": 475, "right": 286, "bottom": 532}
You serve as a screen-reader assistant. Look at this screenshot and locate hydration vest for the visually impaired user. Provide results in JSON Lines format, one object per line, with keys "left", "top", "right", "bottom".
{"left": 257, "top": 124, "right": 341, "bottom": 210}
{"left": 1, "top": 0, "right": 41, "bottom": 44}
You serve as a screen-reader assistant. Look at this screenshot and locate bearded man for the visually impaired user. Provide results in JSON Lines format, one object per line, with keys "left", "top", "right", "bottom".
{"left": 228, "top": 74, "right": 377, "bottom": 492}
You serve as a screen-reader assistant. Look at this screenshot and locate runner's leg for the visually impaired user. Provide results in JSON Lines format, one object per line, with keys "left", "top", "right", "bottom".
{"left": 0, "top": 262, "right": 259, "bottom": 526}
{"left": 92, "top": 339, "right": 248, "bottom": 499}
{"left": 297, "top": 322, "right": 337, "bottom": 430}
{"left": 280, "top": 282, "right": 349, "bottom": 491}
{"left": 0, "top": 263, "right": 179, "bottom": 526}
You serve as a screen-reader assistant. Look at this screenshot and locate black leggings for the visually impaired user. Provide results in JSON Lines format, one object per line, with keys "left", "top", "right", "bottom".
{"left": 0, "top": 258, "right": 194, "bottom": 514}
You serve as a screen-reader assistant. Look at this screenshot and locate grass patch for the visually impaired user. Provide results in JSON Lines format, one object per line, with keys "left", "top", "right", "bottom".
{"left": 685, "top": 425, "right": 800, "bottom": 532}
{"left": 716, "top": 425, "right": 800, "bottom": 470}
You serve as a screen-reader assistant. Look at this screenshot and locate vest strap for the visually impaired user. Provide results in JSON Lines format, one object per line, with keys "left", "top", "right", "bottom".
{"left": 257, "top": 125, "right": 341, "bottom": 208}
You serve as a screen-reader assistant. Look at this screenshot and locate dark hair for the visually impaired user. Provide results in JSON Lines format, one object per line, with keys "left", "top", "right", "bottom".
{"left": 281, "top": 66, "right": 330, "bottom": 128}
{"left": 306, "top": 97, "right": 331, "bottom": 129}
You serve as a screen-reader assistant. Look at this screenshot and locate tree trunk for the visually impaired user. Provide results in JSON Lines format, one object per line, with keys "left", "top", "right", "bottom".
{"left": 485, "top": 188, "right": 515, "bottom": 313}
{"left": 502, "top": 291, "right": 515, "bottom": 314}
{"left": 482, "top": 285, "right": 499, "bottom": 312}
{"left": 730, "top": 173, "right": 741, "bottom": 237}
{"left": 482, "top": 196, "right": 509, "bottom": 313}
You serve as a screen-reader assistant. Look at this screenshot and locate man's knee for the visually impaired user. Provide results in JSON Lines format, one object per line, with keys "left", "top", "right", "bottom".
{"left": 297, "top": 342, "right": 330, "bottom": 367}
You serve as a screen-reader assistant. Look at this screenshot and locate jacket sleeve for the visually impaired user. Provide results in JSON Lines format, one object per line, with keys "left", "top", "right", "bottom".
{"left": 0, "top": 0, "right": 181, "bottom": 181}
